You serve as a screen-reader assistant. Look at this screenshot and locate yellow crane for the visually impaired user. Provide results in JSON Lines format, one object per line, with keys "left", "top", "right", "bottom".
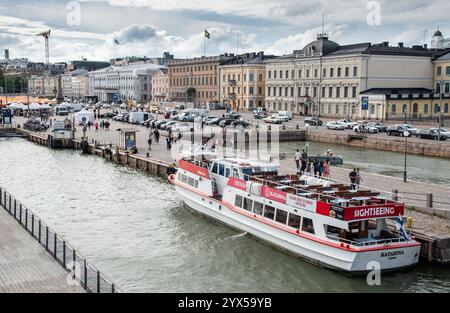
{"left": 36, "top": 30, "right": 51, "bottom": 65}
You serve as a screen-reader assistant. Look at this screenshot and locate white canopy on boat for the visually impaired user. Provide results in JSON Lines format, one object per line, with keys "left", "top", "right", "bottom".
{"left": 7, "top": 103, "right": 26, "bottom": 110}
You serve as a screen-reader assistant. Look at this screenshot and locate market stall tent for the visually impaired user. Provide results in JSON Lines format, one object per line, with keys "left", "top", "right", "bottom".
{"left": 75, "top": 109, "right": 95, "bottom": 124}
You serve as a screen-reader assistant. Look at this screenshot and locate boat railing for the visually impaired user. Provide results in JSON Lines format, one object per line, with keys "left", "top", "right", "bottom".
{"left": 325, "top": 233, "right": 409, "bottom": 247}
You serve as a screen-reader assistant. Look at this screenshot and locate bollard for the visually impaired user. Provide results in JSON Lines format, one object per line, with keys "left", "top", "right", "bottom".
{"left": 426, "top": 193, "right": 433, "bottom": 208}
{"left": 296, "top": 125, "right": 299, "bottom": 130}
{"left": 97, "top": 271, "right": 101, "bottom": 293}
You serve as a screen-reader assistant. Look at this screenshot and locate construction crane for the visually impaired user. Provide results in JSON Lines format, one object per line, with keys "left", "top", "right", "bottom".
{"left": 36, "top": 30, "right": 51, "bottom": 65}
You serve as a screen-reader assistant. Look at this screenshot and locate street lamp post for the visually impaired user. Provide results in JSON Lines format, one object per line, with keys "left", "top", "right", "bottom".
{"left": 403, "top": 130, "right": 410, "bottom": 183}
{"left": 305, "top": 123, "right": 309, "bottom": 157}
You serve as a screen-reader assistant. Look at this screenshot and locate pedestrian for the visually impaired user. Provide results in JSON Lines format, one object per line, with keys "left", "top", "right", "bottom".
{"left": 324, "top": 160, "right": 331, "bottom": 178}
{"left": 148, "top": 132, "right": 153, "bottom": 151}
{"left": 294, "top": 149, "right": 301, "bottom": 169}
{"left": 154, "top": 129, "right": 160, "bottom": 143}
{"left": 356, "top": 168, "right": 362, "bottom": 189}
{"left": 95, "top": 121, "right": 99, "bottom": 132}
{"left": 166, "top": 137, "right": 172, "bottom": 150}
{"left": 87, "top": 121, "right": 91, "bottom": 130}
{"left": 301, "top": 149, "right": 308, "bottom": 160}
{"left": 105, "top": 120, "right": 110, "bottom": 131}
{"left": 307, "top": 161, "right": 314, "bottom": 175}
{"left": 349, "top": 168, "right": 358, "bottom": 190}
{"left": 318, "top": 161, "right": 325, "bottom": 178}
{"left": 300, "top": 158, "right": 307, "bottom": 175}
{"left": 313, "top": 160, "right": 319, "bottom": 177}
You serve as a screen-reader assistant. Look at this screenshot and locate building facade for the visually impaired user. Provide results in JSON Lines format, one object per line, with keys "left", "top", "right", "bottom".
{"left": 61, "top": 69, "right": 90, "bottom": 100}
{"left": 89, "top": 63, "right": 165, "bottom": 103}
{"left": 168, "top": 54, "right": 234, "bottom": 106}
{"left": 219, "top": 52, "right": 275, "bottom": 110}
{"left": 265, "top": 35, "right": 436, "bottom": 119}
{"left": 151, "top": 68, "right": 169, "bottom": 103}
{"left": 28, "top": 74, "right": 61, "bottom": 97}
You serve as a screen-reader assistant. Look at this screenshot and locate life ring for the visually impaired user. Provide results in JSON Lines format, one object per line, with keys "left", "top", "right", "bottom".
{"left": 168, "top": 174, "right": 176, "bottom": 184}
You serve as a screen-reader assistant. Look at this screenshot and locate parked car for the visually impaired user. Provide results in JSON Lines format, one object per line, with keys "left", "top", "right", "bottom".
{"left": 401, "top": 124, "right": 418, "bottom": 135}
{"left": 205, "top": 117, "right": 226, "bottom": 126}
{"left": 155, "top": 120, "right": 170, "bottom": 129}
{"left": 253, "top": 107, "right": 267, "bottom": 119}
{"left": 304, "top": 117, "right": 322, "bottom": 126}
{"left": 368, "top": 122, "right": 388, "bottom": 132}
{"left": 219, "top": 119, "right": 235, "bottom": 128}
{"left": 386, "top": 125, "right": 411, "bottom": 137}
{"left": 278, "top": 111, "right": 293, "bottom": 120}
{"left": 57, "top": 108, "right": 69, "bottom": 116}
{"left": 171, "top": 123, "right": 192, "bottom": 133}
{"left": 326, "top": 121, "right": 346, "bottom": 130}
{"left": 164, "top": 110, "right": 178, "bottom": 119}
{"left": 353, "top": 123, "right": 379, "bottom": 134}
{"left": 415, "top": 129, "right": 448, "bottom": 140}
{"left": 225, "top": 112, "right": 241, "bottom": 120}
{"left": 271, "top": 113, "right": 289, "bottom": 122}
{"left": 230, "top": 120, "right": 251, "bottom": 129}
{"left": 142, "top": 118, "right": 155, "bottom": 127}
{"left": 429, "top": 128, "right": 450, "bottom": 138}
{"left": 163, "top": 121, "right": 177, "bottom": 131}
{"left": 263, "top": 116, "right": 283, "bottom": 124}
{"left": 338, "top": 119, "right": 359, "bottom": 129}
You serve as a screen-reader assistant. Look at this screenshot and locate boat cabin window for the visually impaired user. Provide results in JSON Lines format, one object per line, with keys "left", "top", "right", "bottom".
{"left": 235, "top": 195, "right": 243, "bottom": 208}
{"left": 288, "top": 213, "right": 301, "bottom": 229}
{"left": 242, "top": 168, "right": 252, "bottom": 181}
{"left": 242, "top": 198, "right": 253, "bottom": 211}
{"left": 219, "top": 164, "right": 225, "bottom": 176}
{"left": 225, "top": 168, "right": 231, "bottom": 178}
{"left": 325, "top": 225, "right": 348, "bottom": 240}
{"left": 180, "top": 174, "right": 188, "bottom": 184}
{"left": 211, "top": 162, "right": 218, "bottom": 174}
{"left": 263, "top": 205, "right": 275, "bottom": 220}
{"left": 233, "top": 168, "right": 240, "bottom": 178}
{"left": 275, "top": 209, "right": 288, "bottom": 225}
{"left": 302, "top": 217, "right": 315, "bottom": 234}
{"left": 253, "top": 201, "right": 263, "bottom": 215}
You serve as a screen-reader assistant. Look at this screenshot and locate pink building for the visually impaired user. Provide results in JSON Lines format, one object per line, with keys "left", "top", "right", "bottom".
{"left": 152, "top": 68, "right": 169, "bottom": 103}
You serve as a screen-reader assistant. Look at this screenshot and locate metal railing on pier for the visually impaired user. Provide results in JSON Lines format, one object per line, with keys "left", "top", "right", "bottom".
{"left": 0, "top": 186, "right": 123, "bottom": 293}
{"left": 395, "top": 190, "right": 450, "bottom": 209}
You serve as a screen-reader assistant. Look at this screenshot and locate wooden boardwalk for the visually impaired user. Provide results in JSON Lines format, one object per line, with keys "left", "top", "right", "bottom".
{"left": 0, "top": 208, "right": 84, "bottom": 293}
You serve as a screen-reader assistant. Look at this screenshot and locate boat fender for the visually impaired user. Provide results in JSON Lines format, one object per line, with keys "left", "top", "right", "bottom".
{"left": 168, "top": 174, "right": 176, "bottom": 184}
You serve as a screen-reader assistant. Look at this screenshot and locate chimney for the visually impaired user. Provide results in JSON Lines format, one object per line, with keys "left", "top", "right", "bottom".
{"left": 424, "top": 44, "right": 428, "bottom": 49}
{"left": 383, "top": 41, "right": 389, "bottom": 47}
{"left": 4, "top": 49, "right": 9, "bottom": 59}
{"left": 398, "top": 42, "right": 404, "bottom": 48}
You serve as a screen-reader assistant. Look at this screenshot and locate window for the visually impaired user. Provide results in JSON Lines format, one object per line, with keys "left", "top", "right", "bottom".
{"left": 323, "top": 68, "right": 326, "bottom": 78}
{"left": 219, "top": 164, "right": 225, "bottom": 176}
{"left": 337, "top": 68, "right": 341, "bottom": 77}
{"left": 211, "top": 162, "right": 218, "bottom": 174}
{"left": 353, "top": 66, "right": 358, "bottom": 77}
{"left": 235, "top": 195, "right": 243, "bottom": 208}
{"left": 370, "top": 105, "right": 375, "bottom": 115}
{"left": 249, "top": 87, "right": 254, "bottom": 95}
{"left": 335, "top": 104, "right": 340, "bottom": 114}
{"left": 345, "top": 67, "right": 349, "bottom": 77}
{"left": 259, "top": 87, "right": 263, "bottom": 95}
{"left": 268, "top": 71, "right": 271, "bottom": 79}
{"left": 402, "top": 104, "right": 408, "bottom": 113}
{"left": 291, "top": 70, "right": 294, "bottom": 79}
{"left": 288, "top": 213, "right": 301, "bottom": 229}
{"left": 242, "top": 198, "right": 253, "bottom": 211}
{"left": 446, "top": 66, "right": 450, "bottom": 76}
{"left": 445, "top": 103, "right": 449, "bottom": 113}
{"left": 445, "top": 83, "right": 450, "bottom": 94}
{"left": 275, "top": 209, "right": 288, "bottom": 224}
{"left": 264, "top": 205, "right": 275, "bottom": 220}
{"left": 253, "top": 202, "right": 263, "bottom": 215}
{"left": 330, "top": 68, "right": 334, "bottom": 77}
{"left": 329, "top": 87, "right": 333, "bottom": 98}
{"left": 225, "top": 168, "right": 231, "bottom": 178}
{"left": 249, "top": 73, "right": 254, "bottom": 81}
{"left": 437, "top": 66, "right": 442, "bottom": 76}
{"left": 302, "top": 217, "right": 315, "bottom": 234}
{"left": 286, "top": 70, "right": 289, "bottom": 78}
{"left": 352, "top": 86, "right": 357, "bottom": 98}
{"left": 274, "top": 71, "right": 277, "bottom": 79}
{"left": 424, "top": 103, "right": 428, "bottom": 113}
{"left": 434, "top": 103, "right": 440, "bottom": 113}
{"left": 436, "top": 82, "right": 441, "bottom": 93}
{"left": 181, "top": 174, "right": 188, "bottom": 183}
{"left": 306, "top": 69, "right": 310, "bottom": 78}
{"left": 259, "top": 74, "right": 263, "bottom": 81}
{"left": 314, "top": 69, "right": 318, "bottom": 78}
{"left": 391, "top": 104, "right": 398, "bottom": 114}
{"left": 344, "top": 87, "right": 348, "bottom": 98}
{"left": 336, "top": 87, "right": 340, "bottom": 98}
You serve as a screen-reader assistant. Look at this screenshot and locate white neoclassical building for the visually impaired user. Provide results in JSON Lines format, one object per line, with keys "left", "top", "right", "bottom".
{"left": 89, "top": 63, "right": 166, "bottom": 103}
{"left": 265, "top": 34, "right": 436, "bottom": 119}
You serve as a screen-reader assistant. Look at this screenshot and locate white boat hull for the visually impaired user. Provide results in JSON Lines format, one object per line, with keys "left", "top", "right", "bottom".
{"left": 176, "top": 184, "right": 421, "bottom": 274}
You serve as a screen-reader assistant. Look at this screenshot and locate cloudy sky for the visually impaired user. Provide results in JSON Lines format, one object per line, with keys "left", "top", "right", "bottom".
{"left": 0, "top": 0, "right": 448, "bottom": 63}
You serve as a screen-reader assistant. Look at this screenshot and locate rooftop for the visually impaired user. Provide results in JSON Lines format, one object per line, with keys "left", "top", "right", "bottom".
{"left": 360, "top": 88, "right": 434, "bottom": 95}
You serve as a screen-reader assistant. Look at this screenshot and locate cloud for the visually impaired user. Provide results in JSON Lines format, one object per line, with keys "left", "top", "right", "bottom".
{"left": 265, "top": 23, "right": 347, "bottom": 56}
{"left": 114, "top": 24, "right": 159, "bottom": 44}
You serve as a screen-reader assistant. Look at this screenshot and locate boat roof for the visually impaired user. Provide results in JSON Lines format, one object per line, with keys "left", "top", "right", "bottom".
{"left": 214, "top": 158, "right": 280, "bottom": 168}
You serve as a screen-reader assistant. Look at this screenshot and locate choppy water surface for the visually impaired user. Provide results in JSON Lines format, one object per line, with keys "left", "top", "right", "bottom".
{"left": 0, "top": 138, "right": 449, "bottom": 292}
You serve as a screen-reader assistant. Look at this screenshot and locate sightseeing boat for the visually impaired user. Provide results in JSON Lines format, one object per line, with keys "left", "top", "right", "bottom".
{"left": 169, "top": 157, "right": 421, "bottom": 274}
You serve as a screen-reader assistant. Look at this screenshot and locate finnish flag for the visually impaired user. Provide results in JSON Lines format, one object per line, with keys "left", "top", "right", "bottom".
{"left": 396, "top": 215, "right": 410, "bottom": 241}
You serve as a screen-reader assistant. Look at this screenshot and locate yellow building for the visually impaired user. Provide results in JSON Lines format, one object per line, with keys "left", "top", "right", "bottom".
{"left": 219, "top": 52, "right": 275, "bottom": 111}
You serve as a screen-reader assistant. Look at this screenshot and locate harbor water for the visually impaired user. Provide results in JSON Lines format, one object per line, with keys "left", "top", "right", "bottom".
{"left": 1, "top": 138, "right": 450, "bottom": 292}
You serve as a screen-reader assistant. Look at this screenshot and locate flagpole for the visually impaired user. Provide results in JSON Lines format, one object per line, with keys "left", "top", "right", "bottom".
{"left": 204, "top": 31, "right": 206, "bottom": 57}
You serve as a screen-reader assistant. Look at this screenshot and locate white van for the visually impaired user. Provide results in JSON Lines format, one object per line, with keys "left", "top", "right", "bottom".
{"left": 278, "top": 111, "right": 293, "bottom": 120}
{"left": 129, "top": 112, "right": 153, "bottom": 124}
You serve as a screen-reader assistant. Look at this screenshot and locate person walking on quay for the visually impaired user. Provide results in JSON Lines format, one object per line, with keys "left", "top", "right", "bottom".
{"left": 154, "top": 128, "right": 160, "bottom": 144}
{"left": 324, "top": 160, "right": 331, "bottom": 178}
{"left": 166, "top": 136, "right": 172, "bottom": 151}
{"left": 300, "top": 158, "right": 307, "bottom": 175}
{"left": 95, "top": 121, "right": 99, "bottom": 132}
{"left": 105, "top": 120, "right": 110, "bottom": 131}
{"left": 318, "top": 161, "right": 325, "bottom": 178}
{"left": 349, "top": 168, "right": 358, "bottom": 190}
{"left": 301, "top": 149, "right": 308, "bottom": 160}
{"left": 148, "top": 132, "right": 153, "bottom": 151}
{"left": 87, "top": 121, "right": 91, "bottom": 130}
{"left": 355, "top": 168, "right": 362, "bottom": 189}
{"left": 295, "top": 149, "right": 301, "bottom": 169}
{"left": 313, "top": 160, "right": 320, "bottom": 177}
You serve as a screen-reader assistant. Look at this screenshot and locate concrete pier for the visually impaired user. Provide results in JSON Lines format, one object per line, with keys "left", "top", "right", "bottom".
{"left": 0, "top": 207, "right": 84, "bottom": 293}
